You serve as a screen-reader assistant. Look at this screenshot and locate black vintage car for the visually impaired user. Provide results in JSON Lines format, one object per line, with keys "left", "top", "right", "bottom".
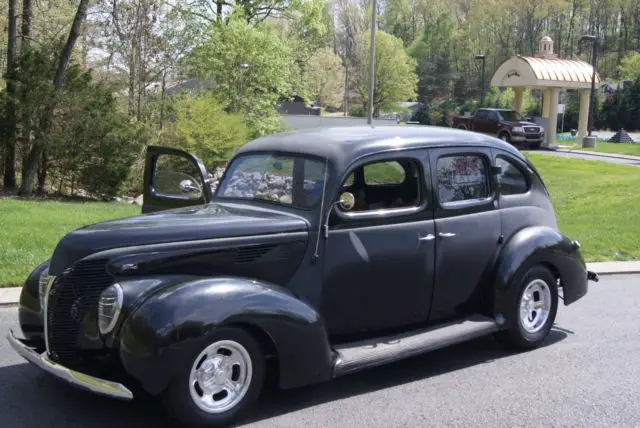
{"left": 9, "top": 126, "right": 598, "bottom": 427}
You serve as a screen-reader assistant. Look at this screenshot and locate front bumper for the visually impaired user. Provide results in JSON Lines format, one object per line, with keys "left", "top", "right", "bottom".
{"left": 7, "top": 329, "right": 133, "bottom": 400}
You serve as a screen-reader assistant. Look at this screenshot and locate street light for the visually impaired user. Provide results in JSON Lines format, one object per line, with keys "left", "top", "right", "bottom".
{"left": 579, "top": 35, "right": 599, "bottom": 137}
{"left": 475, "top": 54, "right": 486, "bottom": 107}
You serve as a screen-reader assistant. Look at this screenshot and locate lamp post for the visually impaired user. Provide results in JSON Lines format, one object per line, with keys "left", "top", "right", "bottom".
{"left": 475, "top": 54, "right": 486, "bottom": 107}
{"left": 579, "top": 35, "right": 599, "bottom": 137}
{"left": 367, "top": 0, "right": 377, "bottom": 125}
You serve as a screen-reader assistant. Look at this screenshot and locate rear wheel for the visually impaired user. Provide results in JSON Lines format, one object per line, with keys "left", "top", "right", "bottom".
{"left": 163, "top": 327, "right": 265, "bottom": 427}
{"left": 496, "top": 265, "right": 558, "bottom": 350}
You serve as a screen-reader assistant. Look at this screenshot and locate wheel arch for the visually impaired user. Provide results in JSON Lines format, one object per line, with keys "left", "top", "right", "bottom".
{"left": 118, "top": 276, "right": 335, "bottom": 396}
{"left": 492, "top": 226, "right": 587, "bottom": 315}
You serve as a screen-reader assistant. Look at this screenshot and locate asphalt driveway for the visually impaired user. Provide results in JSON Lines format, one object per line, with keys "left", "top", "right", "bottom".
{"left": 1, "top": 274, "right": 639, "bottom": 427}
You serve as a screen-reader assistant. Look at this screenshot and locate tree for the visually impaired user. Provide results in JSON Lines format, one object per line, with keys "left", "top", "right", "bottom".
{"left": 189, "top": 19, "right": 295, "bottom": 136}
{"left": 304, "top": 47, "right": 345, "bottom": 108}
{"left": 2, "top": 0, "right": 17, "bottom": 189}
{"left": 19, "top": 0, "right": 91, "bottom": 195}
{"left": 618, "top": 52, "right": 640, "bottom": 81}
{"left": 355, "top": 30, "right": 417, "bottom": 114}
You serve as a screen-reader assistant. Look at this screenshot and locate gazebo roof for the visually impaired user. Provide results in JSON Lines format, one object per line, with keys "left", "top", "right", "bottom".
{"left": 491, "top": 55, "right": 601, "bottom": 89}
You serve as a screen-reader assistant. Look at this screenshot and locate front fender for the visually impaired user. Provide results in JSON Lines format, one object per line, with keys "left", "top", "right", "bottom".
{"left": 494, "top": 226, "right": 588, "bottom": 315}
{"left": 118, "top": 277, "right": 333, "bottom": 395}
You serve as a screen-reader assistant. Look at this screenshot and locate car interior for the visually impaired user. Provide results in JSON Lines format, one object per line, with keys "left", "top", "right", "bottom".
{"left": 339, "top": 160, "right": 422, "bottom": 211}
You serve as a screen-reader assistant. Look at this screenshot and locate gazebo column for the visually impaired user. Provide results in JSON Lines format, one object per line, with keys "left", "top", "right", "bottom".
{"left": 545, "top": 88, "right": 559, "bottom": 148}
{"left": 577, "top": 89, "right": 590, "bottom": 144}
{"left": 513, "top": 88, "right": 525, "bottom": 113}
{"left": 541, "top": 89, "right": 551, "bottom": 117}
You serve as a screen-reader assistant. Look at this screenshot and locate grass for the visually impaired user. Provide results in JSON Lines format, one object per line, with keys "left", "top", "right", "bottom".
{"left": 527, "top": 154, "right": 640, "bottom": 262}
{"left": 571, "top": 141, "right": 640, "bottom": 157}
{"left": 1, "top": 154, "right": 639, "bottom": 286}
{"left": 0, "top": 199, "right": 139, "bottom": 287}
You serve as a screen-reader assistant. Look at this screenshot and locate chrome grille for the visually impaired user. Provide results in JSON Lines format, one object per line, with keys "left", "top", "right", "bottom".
{"left": 524, "top": 126, "right": 540, "bottom": 133}
{"left": 46, "top": 259, "right": 112, "bottom": 365}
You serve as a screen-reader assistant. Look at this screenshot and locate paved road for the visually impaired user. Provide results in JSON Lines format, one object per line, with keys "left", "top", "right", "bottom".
{"left": 527, "top": 149, "right": 640, "bottom": 167}
{"left": 1, "top": 274, "right": 639, "bottom": 427}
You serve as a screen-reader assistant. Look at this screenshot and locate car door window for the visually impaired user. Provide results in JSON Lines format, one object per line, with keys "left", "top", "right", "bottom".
{"left": 488, "top": 111, "right": 499, "bottom": 121}
{"left": 339, "top": 159, "right": 422, "bottom": 212}
{"left": 153, "top": 154, "right": 205, "bottom": 199}
{"left": 436, "top": 154, "right": 490, "bottom": 204}
{"left": 496, "top": 156, "right": 529, "bottom": 195}
{"left": 475, "top": 110, "right": 488, "bottom": 120}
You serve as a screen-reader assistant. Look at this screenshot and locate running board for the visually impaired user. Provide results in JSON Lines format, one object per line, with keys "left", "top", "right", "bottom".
{"left": 333, "top": 315, "right": 500, "bottom": 377}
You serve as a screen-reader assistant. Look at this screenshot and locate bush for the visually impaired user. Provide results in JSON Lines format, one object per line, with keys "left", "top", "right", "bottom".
{"left": 349, "top": 105, "right": 365, "bottom": 117}
{"left": 411, "top": 104, "right": 431, "bottom": 124}
{"left": 171, "top": 93, "right": 250, "bottom": 167}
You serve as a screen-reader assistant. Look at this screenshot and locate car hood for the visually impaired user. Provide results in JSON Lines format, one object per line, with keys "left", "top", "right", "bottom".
{"left": 49, "top": 203, "right": 309, "bottom": 275}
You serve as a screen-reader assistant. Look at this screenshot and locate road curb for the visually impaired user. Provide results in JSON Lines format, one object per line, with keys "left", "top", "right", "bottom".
{"left": 0, "top": 262, "right": 638, "bottom": 308}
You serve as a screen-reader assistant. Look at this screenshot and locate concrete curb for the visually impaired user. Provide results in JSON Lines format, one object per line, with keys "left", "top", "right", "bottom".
{"left": 556, "top": 148, "right": 640, "bottom": 162}
{"left": 0, "top": 261, "right": 638, "bottom": 308}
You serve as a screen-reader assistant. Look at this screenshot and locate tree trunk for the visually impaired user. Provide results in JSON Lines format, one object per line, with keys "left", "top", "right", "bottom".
{"left": 19, "top": 0, "right": 33, "bottom": 175}
{"left": 159, "top": 70, "right": 166, "bottom": 129}
{"left": 18, "top": 0, "right": 90, "bottom": 196}
{"left": 37, "top": 148, "right": 47, "bottom": 194}
{"left": 2, "top": 0, "right": 18, "bottom": 190}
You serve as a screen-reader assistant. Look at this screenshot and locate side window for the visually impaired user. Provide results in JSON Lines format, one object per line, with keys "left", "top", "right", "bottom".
{"left": 488, "top": 111, "right": 499, "bottom": 121}
{"left": 436, "top": 154, "right": 490, "bottom": 204}
{"left": 496, "top": 156, "right": 529, "bottom": 195}
{"left": 363, "top": 161, "right": 405, "bottom": 185}
{"left": 339, "top": 159, "right": 422, "bottom": 212}
{"left": 475, "top": 110, "right": 488, "bottom": 120}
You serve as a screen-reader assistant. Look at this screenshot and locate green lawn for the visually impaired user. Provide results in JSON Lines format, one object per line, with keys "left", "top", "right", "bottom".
{"left": 573, "top": 141, "right": 640, "bottom": 157}
{"left": 0, "top": 200, "right": 139, "bottom": 287}
{"left": 527, "top": 154, "right": 640, "bottom": 262}
{"left": 1, "top": 154, "right": 639, "bottom": 287}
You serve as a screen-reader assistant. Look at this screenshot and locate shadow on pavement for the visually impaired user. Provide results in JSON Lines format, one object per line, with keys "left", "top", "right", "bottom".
{"left": 0, "top": 329, "right": 567, "bottom": 428}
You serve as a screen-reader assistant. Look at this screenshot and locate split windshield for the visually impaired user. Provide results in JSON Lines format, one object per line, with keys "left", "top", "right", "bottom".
{"left": 215, "top": 153, "right": 327, "bottom": 209}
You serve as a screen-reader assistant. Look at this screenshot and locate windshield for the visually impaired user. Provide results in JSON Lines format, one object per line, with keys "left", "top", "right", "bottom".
{"left": 215, "top": 153, "right": 327, "bottom": 209}
{"left": 498, "top": 110, "right": 523, "bottom": 121}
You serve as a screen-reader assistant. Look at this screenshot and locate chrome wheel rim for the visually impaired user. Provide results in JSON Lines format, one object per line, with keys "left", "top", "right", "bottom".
{"left": 519, "top": 279, "right": 552, "bottom": 334}
{"left": 188, "top": 340, "right": 253, "bottom": 414}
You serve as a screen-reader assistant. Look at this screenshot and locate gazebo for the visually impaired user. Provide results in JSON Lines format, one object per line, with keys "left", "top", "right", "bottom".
{"left": 490, "top": 36, "right": 600, "bottom": 148}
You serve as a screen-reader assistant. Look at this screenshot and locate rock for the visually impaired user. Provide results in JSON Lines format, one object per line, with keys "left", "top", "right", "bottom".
{"left": 134, "top": 195, "right": 144, "bottom": 206}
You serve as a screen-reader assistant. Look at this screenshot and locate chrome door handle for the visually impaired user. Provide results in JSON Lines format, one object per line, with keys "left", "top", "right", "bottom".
{"left": 419, "top": 234, "right": 435, "bottom": 241}
{"left": 438, "top": 232, "right": 456, "bottom": 238}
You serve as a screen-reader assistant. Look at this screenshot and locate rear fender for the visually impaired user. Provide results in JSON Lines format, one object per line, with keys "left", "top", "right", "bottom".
{"left": 493, "top": 226, "right": 588, "bottom": 315}
{"left": 118, "top": 277, "right": 333, "bottom": 395}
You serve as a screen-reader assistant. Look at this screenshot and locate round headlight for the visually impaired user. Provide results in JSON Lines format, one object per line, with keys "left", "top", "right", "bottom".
{"left": 38, "top": 267, "right": 50, "bottom": 310}
{"left": 98, "top": 283, "right": 123, "bottom": 335}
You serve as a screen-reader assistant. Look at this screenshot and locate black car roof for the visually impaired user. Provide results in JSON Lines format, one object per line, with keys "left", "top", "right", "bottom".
{"left": 235, "top": 125, "right": 525, "bottom": 171}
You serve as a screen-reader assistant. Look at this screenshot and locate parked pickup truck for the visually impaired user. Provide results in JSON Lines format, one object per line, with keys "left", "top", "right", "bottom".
{"left": 452, "top": 108, "right": 545, "bottom": 149}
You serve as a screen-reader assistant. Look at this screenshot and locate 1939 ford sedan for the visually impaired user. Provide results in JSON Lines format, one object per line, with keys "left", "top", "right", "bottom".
{"left": 9, "top": 126, "right": 598, "bottom": 427}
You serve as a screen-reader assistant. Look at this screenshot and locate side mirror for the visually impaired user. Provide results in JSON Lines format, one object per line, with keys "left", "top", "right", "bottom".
{"left": 491, "top": 165, "right": 503, "bottom": 175}
{"left": 180, "top": 179, "right": 202, "bottom": 194}
{"left": 338, "top": 192, "right": 355, "bottom": 211}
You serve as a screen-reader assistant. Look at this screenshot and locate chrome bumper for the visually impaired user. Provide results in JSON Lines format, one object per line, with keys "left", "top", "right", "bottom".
{"left": 7, "top": 329, "right": 134, "bottom": 400}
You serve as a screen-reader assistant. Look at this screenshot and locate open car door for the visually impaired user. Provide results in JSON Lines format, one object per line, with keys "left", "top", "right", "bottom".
{"left": 142, "top": 145, "right": 213, "bottom": 213}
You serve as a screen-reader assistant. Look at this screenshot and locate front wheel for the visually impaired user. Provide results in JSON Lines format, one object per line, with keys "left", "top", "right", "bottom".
{"left": 496, "top": 265, "right": 558, "bottom": 350}
{"left": 499, "top": 132, "right": 511, "bottom": 143}
{"left": 163, "top": 327, "right": 265, "bottom": 427}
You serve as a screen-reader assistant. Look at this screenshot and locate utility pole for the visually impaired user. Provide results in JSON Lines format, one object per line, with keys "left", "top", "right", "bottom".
{"left": 475, "top": 54, "right": 486, "bottom": 107}
{"left": 579, "top": 35, "right": 599, "bottom": 137}
{"left": 367, "top": 0, "right": 377, "bottom": 125}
